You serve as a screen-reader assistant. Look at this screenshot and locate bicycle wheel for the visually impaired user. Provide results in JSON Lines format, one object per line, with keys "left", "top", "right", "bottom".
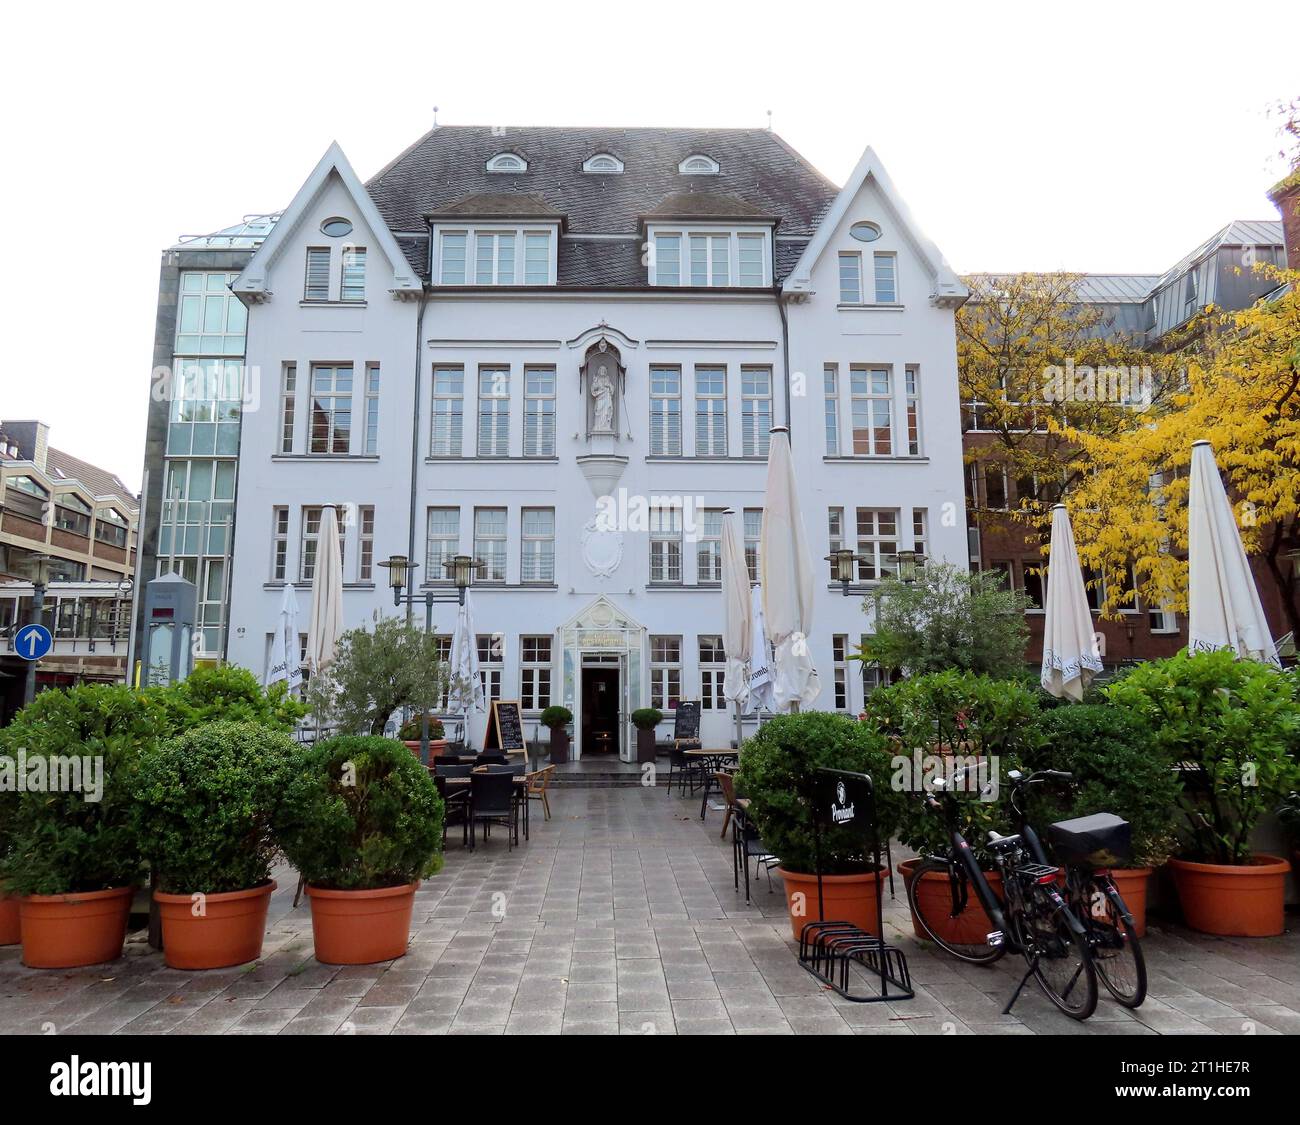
{"left": 1014, "top": 883, "right": 1097, "bottom": 1020}
{"left": 1079, "top": 877, "right": 1147, "bottom": 1008}
{"left": 906, "top": 858, "right": 1005, "bottom": 965}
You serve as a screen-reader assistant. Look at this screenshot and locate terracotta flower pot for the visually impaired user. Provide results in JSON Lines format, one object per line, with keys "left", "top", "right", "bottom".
{"left": 777, "top": 866, "right": 889, "bottom": 943}
{"left": 1168, "top": 854, "right": 1291, "bottom": 938}
{"left": 18, "top": 886, "right": 133, "bottom": 968}
{"left": 154, "top": 881, "right": 277, "bottom": 970}
{"left": 0, "top": 888, "right": 20, "bottom": 946}
{"left": 305, "top": 882, "right": 417, "bottom": 964}
{"left": 1105, "top": 867, "right": 1153, "bottom": 938}
{"left": 900, "top": 859, "right": 1002, "bottom": 945}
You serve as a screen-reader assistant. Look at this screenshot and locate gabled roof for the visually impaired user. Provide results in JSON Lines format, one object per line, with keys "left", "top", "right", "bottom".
{"left": 233, "top": 142, "right": 422, "bottom": 301}
{"left": 1147, "top": 219, "right": 1283, "bottom": 293}
{"left": 45, "top": 449, "right": 137, "bottom": 507}
{"left": 783, "top": 145, "right": 967, "bottom": 306}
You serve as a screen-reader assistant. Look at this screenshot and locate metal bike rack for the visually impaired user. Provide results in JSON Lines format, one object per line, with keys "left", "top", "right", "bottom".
{"left": 797, "top": 768, "right": 914, "bottom": 1003}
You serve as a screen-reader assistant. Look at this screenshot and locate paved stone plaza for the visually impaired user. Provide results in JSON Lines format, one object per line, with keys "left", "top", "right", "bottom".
{"left": 2, "top": 785, "right": 1298, "bottom": 1036}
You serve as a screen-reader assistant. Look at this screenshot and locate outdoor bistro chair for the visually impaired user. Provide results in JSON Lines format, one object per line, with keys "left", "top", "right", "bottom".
{"left": 526, "top": 765, "right": 555, "bottom": 825}
{"left": 435, "top": 763, "right": 473, "bottom": 778}
{"left": 476, "top": 751, "right": 510, "bottom": 766}
{"left": 712, "top": 771, "right": 738, "bottom": 840}
{"left": 666, "top": 741, "right": 703, "bottom": 798}
{"left": 468, "top": 771, "right": 519, "bottom": 850}
{"left": 731, "top": 804, "right": 777, "bottom": 904}
{"left": 434, "top": 774, "right": 470, "bottom": 847}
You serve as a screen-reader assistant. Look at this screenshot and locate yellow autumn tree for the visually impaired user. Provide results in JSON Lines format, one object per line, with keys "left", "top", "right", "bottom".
{"left": 1062, "top": 265, "right": 1300, "bottom": 636}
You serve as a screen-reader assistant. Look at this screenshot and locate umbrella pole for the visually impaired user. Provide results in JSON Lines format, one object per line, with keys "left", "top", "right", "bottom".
{"left": 734, "top": 702, "right": 742, "bottom": 754}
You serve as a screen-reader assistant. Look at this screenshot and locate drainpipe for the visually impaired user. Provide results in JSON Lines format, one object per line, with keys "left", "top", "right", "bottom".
{"left": 406, "top": 290, "right": 428, "bottom": 627}
{"left": 776, "top": 284, "right": 793, "bottom": 436}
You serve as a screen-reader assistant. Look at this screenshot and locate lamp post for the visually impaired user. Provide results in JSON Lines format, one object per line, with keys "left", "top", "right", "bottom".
{"left": 22, "top": 555, "right": 55, "bottom": 707}
{"left": 377, "top": 552, "right": 474, "bottom": 764}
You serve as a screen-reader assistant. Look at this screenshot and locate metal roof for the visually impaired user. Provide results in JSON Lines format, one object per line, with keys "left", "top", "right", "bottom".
{"left": 1148, "top": 220, "right": 1283, "bottom": 293}
{"left": 171, "top": 213, "right": 281, "bottom": 250}
{"left": 1070, "top": 274, "right": 1160, "bottom": 303}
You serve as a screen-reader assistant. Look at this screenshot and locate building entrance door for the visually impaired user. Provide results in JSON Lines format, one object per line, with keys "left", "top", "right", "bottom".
{"left": 580, "top": 662, "right": 621, "bottom": 756}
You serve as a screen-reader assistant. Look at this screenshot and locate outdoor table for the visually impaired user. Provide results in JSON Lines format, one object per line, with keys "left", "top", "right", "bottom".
{"left": 441, "top": 771, "right": 531, "bottom": 840}
{"left": 684, "top": 748, "right": 739, "bottom": 819}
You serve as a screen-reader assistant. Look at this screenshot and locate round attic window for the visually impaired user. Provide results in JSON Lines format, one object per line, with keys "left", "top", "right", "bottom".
{"left": 850, "top": 221, "right": 882, "bottom": 242}
{"left": 320, "top": 217, "right": 353, "bottom": 238}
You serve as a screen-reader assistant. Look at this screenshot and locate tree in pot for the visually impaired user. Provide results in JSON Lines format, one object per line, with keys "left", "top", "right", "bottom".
{"left": 397, "top": 714, "right": 447, "bottom": 760}
{"left": 541, "top": 706, "right": 573, "bottom": 765}
{"left": 631, "top": 708, "right": 663, "bottom": 765}
{"left": 0, "top": 684, "right": 169, "bottom": 968}
{"left": 735, "top": 711, "right": 905, "bottom": 940}
{"left": 132, "top": 721, "right": 298, "bottom": 969}
{"left": 1026, "top": 704, "right": 1182, "bottom": 936}
{"left": 275, "top": 735, "right": 444, "bottom": 964}
{"left": 1106, "top": 649, "right": 1300, "bottom": 936}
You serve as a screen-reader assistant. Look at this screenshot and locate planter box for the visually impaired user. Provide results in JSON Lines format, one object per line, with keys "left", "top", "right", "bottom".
{"left": 635, "top": 727, "right": 657, "bottom": 765}
{"left": 1169, "top": 854, "right": 1290, "bottom": 937}
{"left": 549, "top": 728, "right": 570, "bottom": 765}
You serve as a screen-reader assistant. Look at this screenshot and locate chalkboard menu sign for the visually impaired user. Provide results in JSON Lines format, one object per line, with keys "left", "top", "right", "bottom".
{"left": 485, "top": 700, "right": 526, "bottom": 753}
{"left": 672, "top": 700, "right": 701, "bottom": 744}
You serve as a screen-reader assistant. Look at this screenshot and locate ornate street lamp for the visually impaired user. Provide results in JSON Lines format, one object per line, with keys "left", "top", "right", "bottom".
{"left": 824, "top": 547, "right": 862, "bottom": 595}
{"left": 893, "top": 550, "right": 925, "bottom": 585}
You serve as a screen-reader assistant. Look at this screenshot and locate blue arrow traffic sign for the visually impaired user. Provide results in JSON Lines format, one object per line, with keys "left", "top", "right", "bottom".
{"left": 15, "top": 624, "right": 53, "bottom": 661}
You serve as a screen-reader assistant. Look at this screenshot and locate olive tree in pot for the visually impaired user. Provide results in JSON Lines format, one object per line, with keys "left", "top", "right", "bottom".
{"left": 275, "top": 735, "right": 444, "bottom": 964}
{"left": 631, "top": 708, "right": 663, "bottom": 765}
{"left": 1107, "top": 650, "right": 1300, "bottom": 937}
{"left": 541, "top": 706, "right": 573, "bottom": 765}
{"left": 1027, "top": 704, "right": 1182, "bottom": 936}
{"left": 132, "top": 721, "right": 298, "bottom": 969}
{"left": 0, "top": 685, "right": 168, "bottom": 968}
{"left": 735, "top": 711, "right": 905, "bottom": 941}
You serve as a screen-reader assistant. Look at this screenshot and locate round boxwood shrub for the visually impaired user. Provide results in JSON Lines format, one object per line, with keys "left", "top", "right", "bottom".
{"left": 1025, "top": 704, "right": 1181, "bottom": 868}
{"left": 275, "top": 736, "right": 444, "bottom": 890}
{"left": 631, "top": 708, "right": 663, "bottom": 731}
{"left": 0, "top": 684, "right": 169, "bottom": 896}
{"left": 132, "top": 720, "right": 298, "bottom": 895}
{"left": 155, "top": 663, "right": 306, "bottom": 735}
{"left": 540, "top": 706, "right": 573, "bottom": 729}
{"left": 735, "top": 711, "right": 903, "bottom": 875}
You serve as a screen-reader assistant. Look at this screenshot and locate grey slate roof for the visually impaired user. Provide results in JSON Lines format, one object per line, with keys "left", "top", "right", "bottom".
{"left": 45, "top": 448, "right": 137, "bottom": 506}
{"left": 366, "top": 125, "right": 839, "bottom": 287}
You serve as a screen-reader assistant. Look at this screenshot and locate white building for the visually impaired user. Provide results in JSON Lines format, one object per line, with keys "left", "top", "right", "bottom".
{"left": 222, "top": 126, "right": 969, "bottom": 758}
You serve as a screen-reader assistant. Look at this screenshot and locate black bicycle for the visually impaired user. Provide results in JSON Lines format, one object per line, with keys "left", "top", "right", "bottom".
{"left": 1007, "top": 769, "right": 1147, "bottom": 1009}
{"left": 906, "top": 766, "right": 1098, "bottom": 1019}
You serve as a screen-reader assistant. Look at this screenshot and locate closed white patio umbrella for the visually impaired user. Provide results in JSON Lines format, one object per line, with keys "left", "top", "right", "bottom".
{"left": 747, "top": 583, "right": 776, "bottom": 716}
{"left": 447, "top": 591, "right": 486, "bottom": 742}
{"left": 306, "top": 505, "right": 344, "bottom": 675}
{"left": 760, "top": 427, "right": 820, "bottom": 710}
{"left": 1040, "top": 503, "right": 1103, "bottom": 701}
{"left": 720, "top": 509, "right": 752, "bottom": 748}
{"left": 1187, "top": 440, "right": 1280, "bottom": 665}
{"left": 266, "top": 582, "right": 303, "bottom": 691}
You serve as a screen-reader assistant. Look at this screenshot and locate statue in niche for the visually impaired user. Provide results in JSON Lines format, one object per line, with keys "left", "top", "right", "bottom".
{"left": 590, "top": 363, "right": 615, "bottom": 432}
{"left": 581, "top": 338, "right": 624, "bottom": 436}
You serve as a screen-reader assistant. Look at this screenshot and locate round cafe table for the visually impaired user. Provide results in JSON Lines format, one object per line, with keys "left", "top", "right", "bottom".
{"left": 683, "top": 748, "right": 738, "bottom": 819}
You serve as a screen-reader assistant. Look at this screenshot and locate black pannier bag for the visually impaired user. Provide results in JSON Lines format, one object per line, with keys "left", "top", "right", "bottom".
{"left": 1046, "top": 812, "right": 1133, "bottom": 868}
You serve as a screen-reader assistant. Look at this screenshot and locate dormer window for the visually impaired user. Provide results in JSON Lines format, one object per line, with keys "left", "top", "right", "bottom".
{"left": 645, "top": 225, "right": 770, "bottom": 287}
{"left": 432, "top": 224, "right": 557, "bottom": 286}
{"left": 583, "top": 153, "right": 623, "bottom": 174}
{"left": 678, "top": 154, "right": 720, "bottom": 175}
{"left": 486, "top": 152, "right": 527, "bottom": 173}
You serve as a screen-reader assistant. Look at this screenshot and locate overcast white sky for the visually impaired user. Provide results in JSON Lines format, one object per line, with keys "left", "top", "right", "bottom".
{"left": 4, "top": 0, "right": 1297, "bottom": 492}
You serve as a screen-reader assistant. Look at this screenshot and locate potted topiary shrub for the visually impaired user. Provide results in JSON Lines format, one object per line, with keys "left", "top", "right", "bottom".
{"left": 0, "top": 684, "right": 168, "bottom": 968}
{"left": 275, "top": 735, "right": 444, "bottom": 964}
{"left": 541, "top": 706, "right": 573, "bottom": 765}
{"left": 1028, "top": 704, "right": 1182, "bottom": 936}
{"left": 735, "top": 711, "right": 905, "bottom": 941}
{"left": 396, "top": 714, "right": 447, "bottom": 761}
{"left": 1107, "top": 649, "right": 1300, "bottom": 937}
{"left": 631, "top": 708, "right": 663, "bottom": 765}
{"left": 132, "top": 720, "right": 297, "bottom": 969}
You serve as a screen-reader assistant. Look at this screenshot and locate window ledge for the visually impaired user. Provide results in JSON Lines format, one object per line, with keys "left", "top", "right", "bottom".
{"left": 823, "top": 455, "right": 929, "bottom": 465}
{"left": 298, "top": 300, "right": 367, "bottom": 308}
{"left": 646, "top": 583, "right": 730, "bottom": 592}
{"left": 456, "top": 583, "right": 558, "bottom": 592}
{"left": 836, "top": 302, "right": 905, "bottom": 312}
{"left": 425, "top": 456, "right": 560, "bottom": 465}
{"left": 272, "top": 454, "right": 380, "bottom": 463}
{"left": 645, "top": 455, "right": 765, "bottom": 464}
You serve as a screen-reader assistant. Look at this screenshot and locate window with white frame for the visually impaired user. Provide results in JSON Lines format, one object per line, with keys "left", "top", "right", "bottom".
{"left": 695, "top": 366, "right": 727, "bottom": 456}
{"left": 477, "top": 634, "right": 503, "bottom": 701}
{"left": 475, "top": 231, "right": 516, "bottom": 285}
{"left": 839, "top": 252, "right": 862, "bottom": 303}
{"left": 912, "top": 509, "right": 928, "bottom": 563}
{"left": 363, "top": 365, "right": 380, "bottom": 454}
{"left": 696, "top": 509, "right": 724, "bottom": 584}
{"left": 524, "top": 233, "right": 550, "bottom": 285}
{"left": 486, "top": 153, "right": 527, "bottom": 173}
{"left": 300, "top": 506, "right": 345, "bottom": 583}
{"left": 521, "top": 507, "right": 555, "bottom": 583}
{"left": 474, "top": 507, "right": 507, "bottom": 582}
{"left": 654, "top": 234, "right": 681, "bottom": 286}
{"left": 983, "top": 462, "right": 1008, "bottom": 510}
{"left": 904, "top": 365, "right": 921, "bottom": 455}
{"left": 309, "top": 365, "right": 352, "bottom": 454}
{"left": 279, "top": 364, "right": 296, "bottom": 453}
{"left": 426, "top": 507, "right": 459, "bottom": 582}
{"left": 742, "top": 366, "right": 773, "bottom": 457}
{"left": 649, "top": 504, "right": 683, "bottom": 583}
{"left": 520, "top": 636, "right": 552, "bottom": 709}
{"left": 304, "top": 247, "right": 330, "bottom": 301}
{"left": 699, "top": 635, "right": 726, "bottom": 710}
{"left": 340, "top": 247, "right": 366, "bottom": 301}
{"left": 649, "top": 366, "right": 682, "bottom": 455}
{"left": 430, "top": 366, "right": 464, "bottom": 456}
{"left": 358, "top": 505, "right": 375, "bottom": 582}
{"left": 523, "top": 366, "right": 556, "bottom": 456}
{"left": 438, "top": 232, "right": 467, "bottom": 284}
{"left": 738, "top": 234, "right": 765, "bottom": 286}
{"left": 477, "top": 367, "right": 510, "bottom": 456}
{"left": 1149, "top": 606, "right": 1178, "bottom": 634}
{"left": 855, "top": 509, "right": 898, "bottom": 581}
{"left": 649, "top": 229, "right": 769, "bottom": 287}
{"left": 690, "top": 234, "right": 729, "bottom": 286}
{"left": 271, "top": 507, "right": 288, "bottom": 580}
{"left": 850, "top": 366, "right": 892, "bottom": 456}
{"left": 582, "top": 153, "right": 623, "bottom": 174}
{"left": 824, "top": 364, "right": 840, "bottom": 455}
{"left": 679, "top": 154, "right": 719, "bottom": 174}
{"left": 832, "top": 635, "right": 849, "bottom": 710}
{"left": 744, "top": 508, "right": 762, "bottom": 582}
{"left": 649, "top": 636, "right": 682, "bottom": 710}
{"left": 175, "top": 270, "right": 246, "bottom": 354}
{"left": 873, "top": 252, "right": 898, "bottom": 302}
{"left": 1022, "top": 561, "right": 1044, "bottom": 610}
{"left": 434, "top": 635, "right": 452, "bottom": 710}
{"left": 828, "top": 507, "right": 845, "bottom": 572}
